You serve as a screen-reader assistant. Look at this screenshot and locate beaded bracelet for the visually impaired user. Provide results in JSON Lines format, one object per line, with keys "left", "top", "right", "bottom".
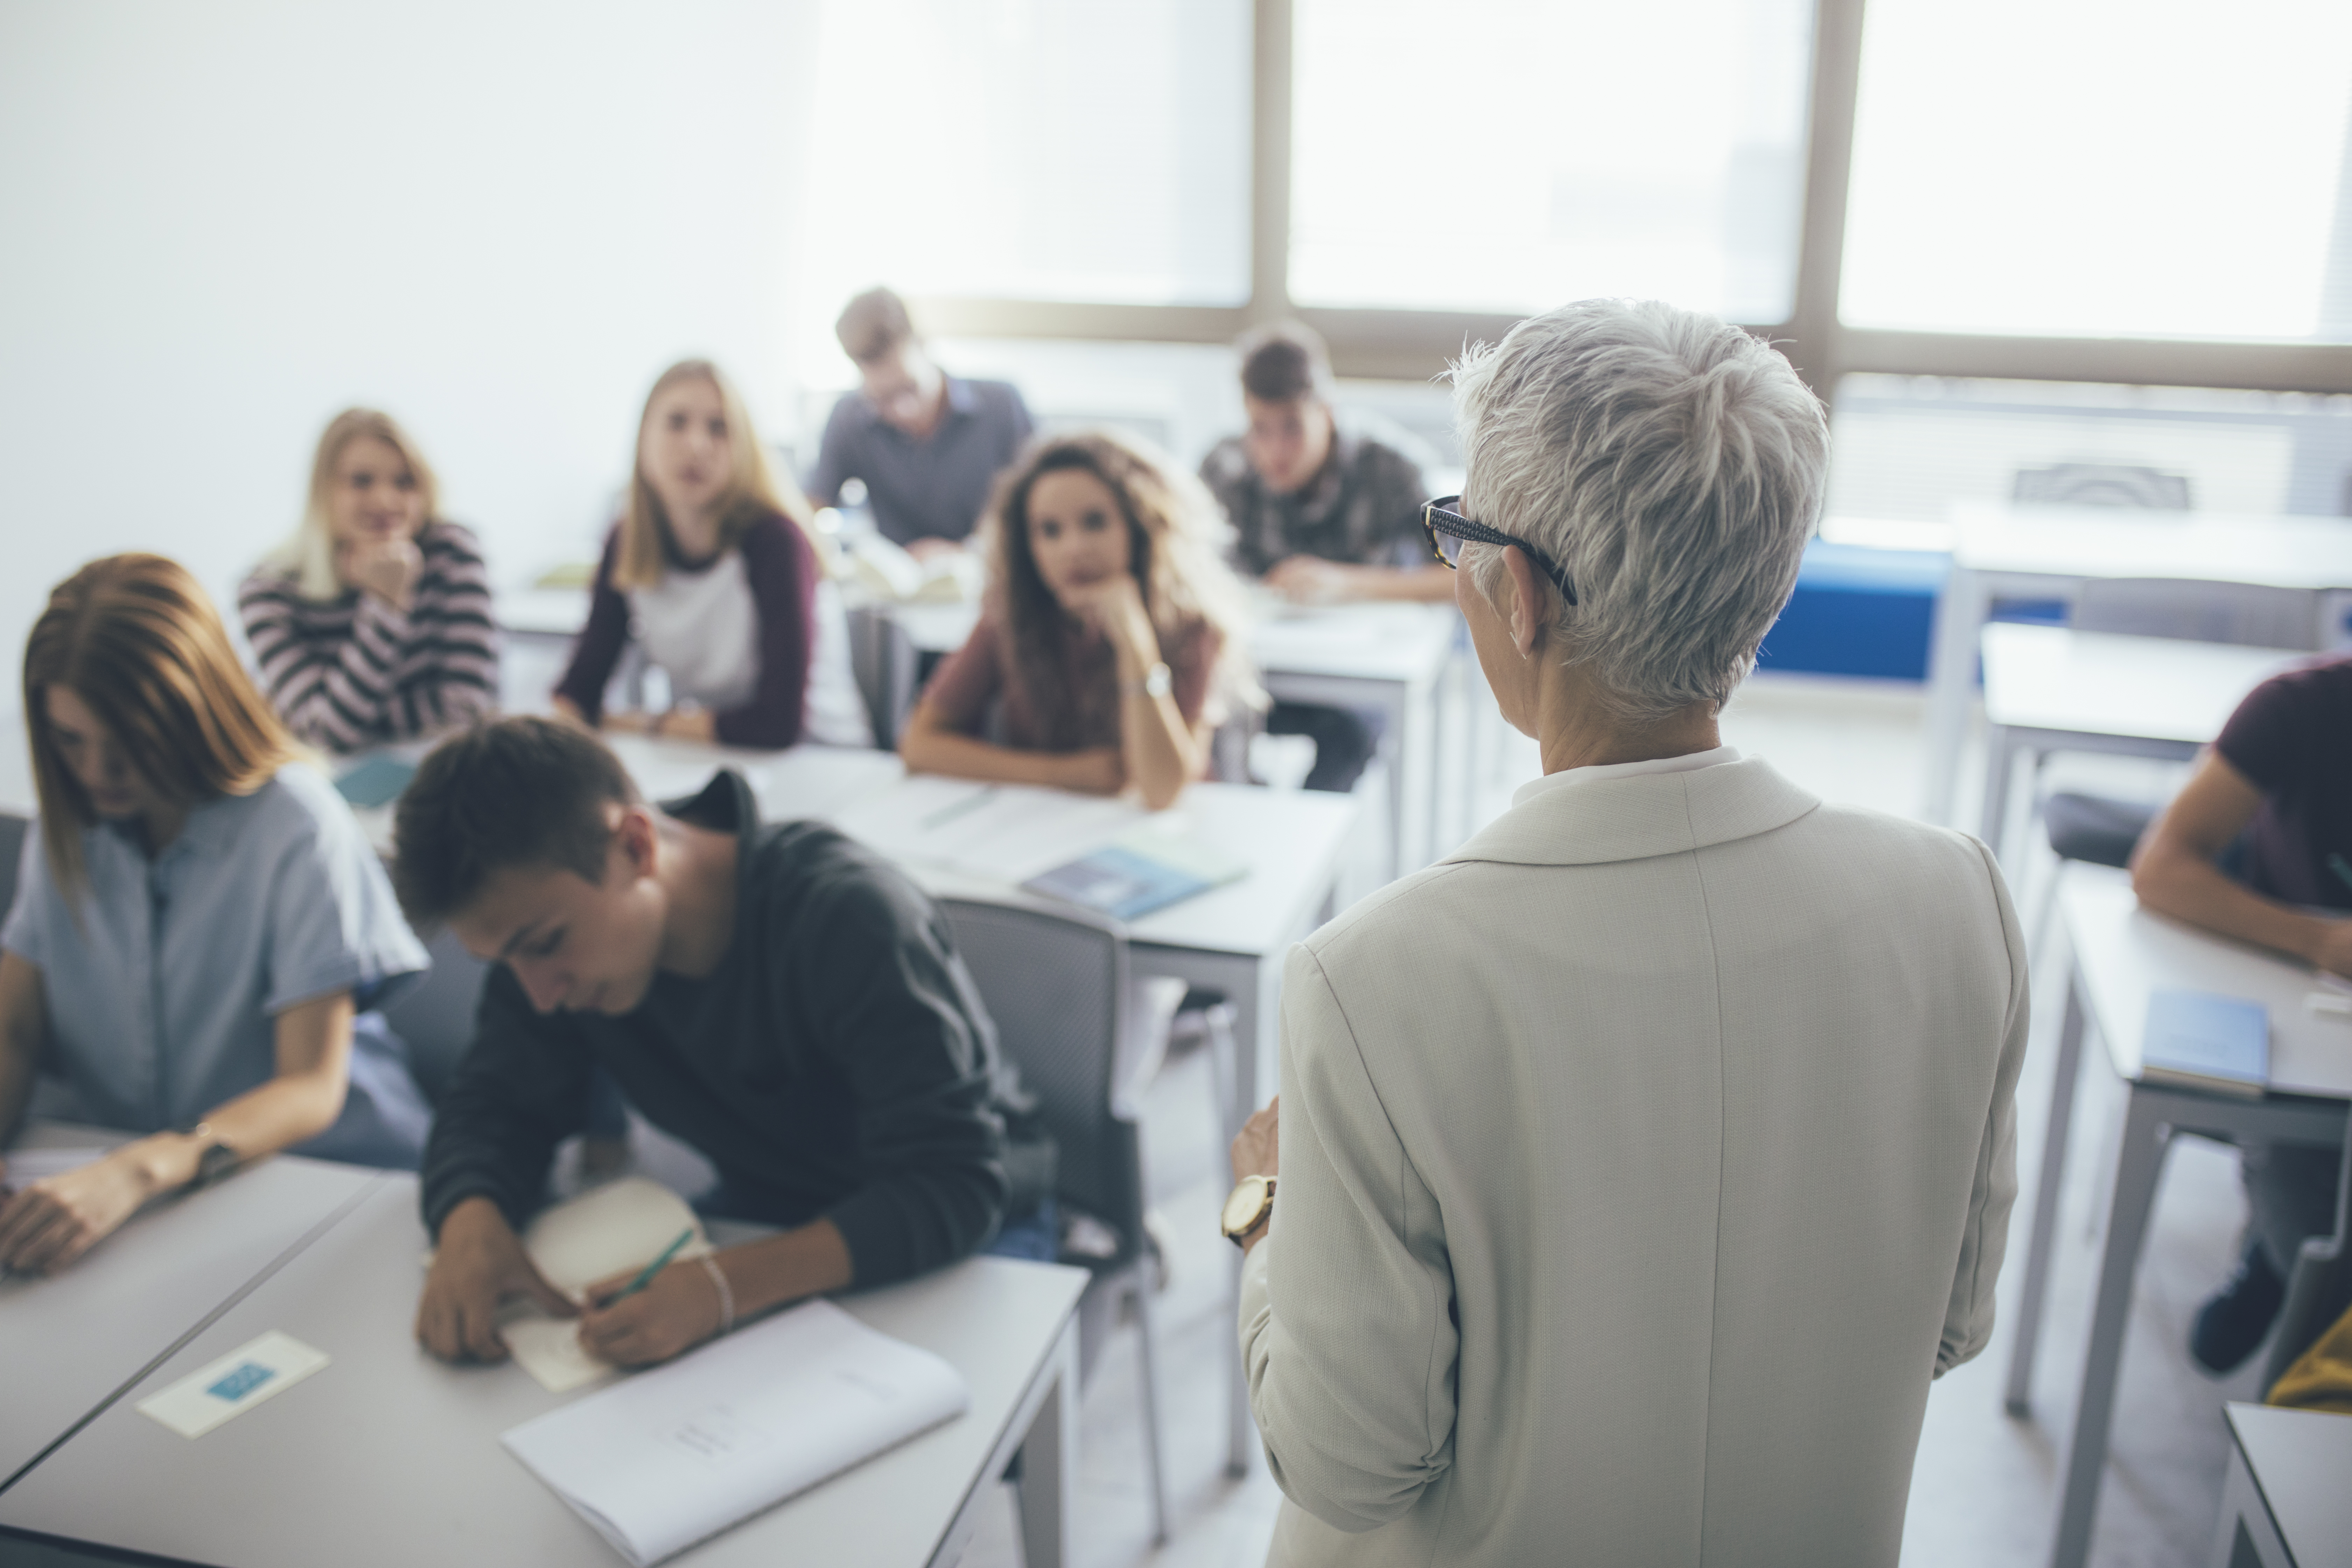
{"left": 698, "top": 1252, "right": 735, "bottom": 1336}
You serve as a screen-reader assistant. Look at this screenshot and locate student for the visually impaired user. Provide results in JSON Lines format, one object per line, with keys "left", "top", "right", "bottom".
{"left": 1199, "top": 321, "right": 1441, "bottom": 791}
{"left": 0, "top": 556, "right": 431, "bottom": 1274}
{"left": 803, "top": 287, "right": 1035, "bottom": 559}
{"left": 399, "top": 716, "right": 1037, "bottom": 1368}
{"left": 554, "top": 360, "right": 870, "bottom": 750}
{"left": 239, "top": 408, "right": 499, "bottom": 753}
{"left": 898, "top": 429, "right": 1255, "bottom": 812}
{"left": 2132, "top": 653, "right": 2352, "bottom": 1375}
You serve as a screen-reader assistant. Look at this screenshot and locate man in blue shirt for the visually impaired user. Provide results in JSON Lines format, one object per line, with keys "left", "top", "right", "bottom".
{"left": 804, "top": 288, "right": 1035, "bottom": 559}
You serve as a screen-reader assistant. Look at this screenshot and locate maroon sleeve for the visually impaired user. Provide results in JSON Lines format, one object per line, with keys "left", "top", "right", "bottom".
{"left": 917, "top": 615, "right": 1009, "bottom": 738}
{"left": 2214, "top": 664, "right": 2324, "bottom": 794}
{"left": 712, "top": 514, "right": 818, "bottom": 749}
{"left": 552, "top": 527, "right": 630, "bottom": 722}
{"left": 1167, "top": 617, "right": 1222, "bottom": 726}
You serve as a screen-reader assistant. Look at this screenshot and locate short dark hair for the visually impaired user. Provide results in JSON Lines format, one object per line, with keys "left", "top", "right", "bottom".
{"left": 392, "top": 717, "right": 641, "bottom": 925}
{"left": 836, "top": 287, "right": 917, "bottom": 366}
{"left": 1236, "top": 320, "right": 1331, "bottom": 404}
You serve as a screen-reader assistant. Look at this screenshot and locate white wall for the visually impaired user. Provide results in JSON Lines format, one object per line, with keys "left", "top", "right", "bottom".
{"left": 0, "top": 0, "right": 821, "bottom": 694}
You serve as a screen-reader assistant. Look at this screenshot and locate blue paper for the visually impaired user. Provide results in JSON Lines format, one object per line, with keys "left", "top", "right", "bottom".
{"left": 2141, "top": 990, "right": 2268, "bottom": 1097}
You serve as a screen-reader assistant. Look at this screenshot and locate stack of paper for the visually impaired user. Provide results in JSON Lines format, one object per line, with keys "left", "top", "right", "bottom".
{"left": 501, "top": 1298, "right": 969, "bottom": 1566}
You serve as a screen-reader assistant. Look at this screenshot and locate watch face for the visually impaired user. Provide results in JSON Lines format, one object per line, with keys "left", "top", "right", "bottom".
{"left": 1222, "top": 1175, "right": 1267, "bottom": 1234}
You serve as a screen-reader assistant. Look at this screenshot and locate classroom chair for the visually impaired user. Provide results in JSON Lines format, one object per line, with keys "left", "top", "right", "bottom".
{"left": 0, "top": 811, "right": 24, "bottom": 929}
{"left": 379, "top": 926, "right": 491, "bottom": 1106}
{"left": 2263, "top": 1101, "right": 2352, "bottom": 1395}
{"left": 939, "top": 895, "right": 1194, "bottom": 1549}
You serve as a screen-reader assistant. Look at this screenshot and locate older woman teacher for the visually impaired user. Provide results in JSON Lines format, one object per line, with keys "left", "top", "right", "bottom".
{"left": 1223, "top": 300, "right": 2029, "bottom": 1566}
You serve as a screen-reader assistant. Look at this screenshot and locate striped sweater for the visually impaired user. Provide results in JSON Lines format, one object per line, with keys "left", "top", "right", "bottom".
{"left": 239, "top": 520, "right": 500, "bottom": 753}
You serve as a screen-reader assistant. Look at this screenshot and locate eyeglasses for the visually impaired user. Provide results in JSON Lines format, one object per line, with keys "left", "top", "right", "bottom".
{"left": 1420, "top": 496, "right": 1577, "bottom": 606}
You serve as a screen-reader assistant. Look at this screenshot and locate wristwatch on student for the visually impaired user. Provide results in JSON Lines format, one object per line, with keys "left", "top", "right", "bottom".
{"left": 1126, "top": 662, "right": 1173, "bottom": 700}
{"left": 177, "top": 1121, "right": 240, "bottom": 1190}
{"left": 1220, "top": 1174, "right": 1276, "bottom": 1248}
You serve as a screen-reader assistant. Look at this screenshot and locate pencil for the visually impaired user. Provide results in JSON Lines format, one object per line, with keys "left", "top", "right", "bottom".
{"left": 606, "top": 1227, "right": 695, "bottom": 1304}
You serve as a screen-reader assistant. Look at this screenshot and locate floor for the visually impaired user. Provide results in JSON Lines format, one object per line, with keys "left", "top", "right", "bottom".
{"left": 957, "top": 670, "right": 2272, "bottom": 1568}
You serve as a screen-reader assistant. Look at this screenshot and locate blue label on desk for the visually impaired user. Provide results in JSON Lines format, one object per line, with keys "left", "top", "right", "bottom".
{"left": 206, "top": 1362, "right": 277, "bottom": 1402}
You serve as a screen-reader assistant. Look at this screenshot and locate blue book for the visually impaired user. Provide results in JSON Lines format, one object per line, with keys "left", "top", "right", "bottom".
{"left": 333, "top": 754, "right": 417, "bottom": 810}
{"left": 2141, "top": 990, "right": 2269, "bottom": 1099}
{"left": 1022, "top": 833, "right": 1246, "bottom": 922}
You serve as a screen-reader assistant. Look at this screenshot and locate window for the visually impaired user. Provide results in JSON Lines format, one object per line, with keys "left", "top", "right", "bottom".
{"left": 1287, "top": 0, "right": 1816, "bottom": 322}
{"left": 1819, "top": 375, "right": 2352, "bottom": 550}
{"left": 795, "top": 0, "right": 1251, "bottom": 334}
{"left": 1841, "top": 0, "right": 2352, "bottom": 342}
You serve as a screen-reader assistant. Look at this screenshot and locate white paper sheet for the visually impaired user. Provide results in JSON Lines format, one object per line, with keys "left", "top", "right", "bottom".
{"left": 500, "top": 1298, "right": 969, "bottom": 1566}
{"left": 136, "top": 1330, "right": 330, "bottom": 1438}
{"left": 495, "top": 1178, "right": 712, "bottom": 1394}
{"left": 1, "top": 1147, "right": 106, "bottom": 1186}
{"left": 831, "top": 777, "right": 1148, "bottom": 885}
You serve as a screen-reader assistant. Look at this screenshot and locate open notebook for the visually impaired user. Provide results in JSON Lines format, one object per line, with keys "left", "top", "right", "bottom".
{"left": 501, "top": 1298, "right": 969, "bottom": 1566}
{"left": 494, "top": 1178, "right": 714, "bottom": 1393}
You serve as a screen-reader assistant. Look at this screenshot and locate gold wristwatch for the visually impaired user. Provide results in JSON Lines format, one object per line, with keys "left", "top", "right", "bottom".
{"left": 1220, "top": 1173, "right": 1276, "bottom": 1248}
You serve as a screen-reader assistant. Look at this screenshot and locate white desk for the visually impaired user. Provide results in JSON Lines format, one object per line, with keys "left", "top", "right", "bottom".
{"left": 0, "top": 1173, "right": 1090, "bottom": 1568}
{"left": 2214, "top": 1403, "right": 2352, "bottom": 1568}
{"left": 2006, "top": 866, "right": 2352, "bottom": 1568}
{"left": 0, "top": 1131, "right": 385, "bottom": 1491}
{"left": 595, "top": 736, "right": 1359, "bottom": 1119}
{"left": 853, "top": 596, "right": 1462, "bottom": 877}
{"left": 1922, "top": 504, "right": 2352, "bottom": 826}
{"left": 1975, "top": 624, "right": 2301, "bottom": 864}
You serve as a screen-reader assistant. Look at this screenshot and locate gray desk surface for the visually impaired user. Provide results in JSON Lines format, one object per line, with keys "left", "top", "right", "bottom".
{"left": 2226, "top": 1403, "right": 2352, "bottom": 1568}
{"left": 0, "top": 1174, "right": 1089, "bottom": 1568}
{"left": 0, "top": 1131, "right": 383, "bottom": 1490}
{"left": 2064, "top": 865, "right": 2352, "bottom": 1099}
{"left": 598, "top": 736, "right": 1360, "bottom": 962}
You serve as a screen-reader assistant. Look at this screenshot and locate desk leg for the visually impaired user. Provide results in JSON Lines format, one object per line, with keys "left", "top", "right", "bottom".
{"left": 2007, "top": 973, "right": 2087, "bottom": 1416}
{"left": 1014, "top": 1318, "right": 1080, "bottom": 1568}
{"left": 2049, "top": 1085, "right": 2174, "bottom": 1568}
{"left": 1131, "top": 944, "right": 1271, "bottom": 1476}
{"left": 1979, "top": 729, "right": 2022, "bottom": 867}
{"left": 1923, "top": 566, "right": 1988, "bottom": 827}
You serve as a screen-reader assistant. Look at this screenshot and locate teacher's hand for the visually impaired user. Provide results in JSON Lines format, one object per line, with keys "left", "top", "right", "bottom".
{"left": 0, "top": 1149, "right": 151, "bottom": 1274}
{"left": 1230, "top": 1094, "right": 1280, "bottom": 1185}
{"left": 579, "top": 1257, "right": 727, "bottom": 1367}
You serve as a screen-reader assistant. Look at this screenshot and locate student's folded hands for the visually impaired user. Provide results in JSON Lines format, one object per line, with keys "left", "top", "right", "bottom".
{"left": 416, "top": 1195, "right": 576, "bottom": 1364}
{"left": 578, "top": 1260, "right": 726, "bottom": 1367}
{"left": 0, "top": 1151, "right": 149, "bottom": 1275}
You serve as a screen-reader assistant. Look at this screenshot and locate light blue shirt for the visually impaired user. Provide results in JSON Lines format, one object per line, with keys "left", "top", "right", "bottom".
{"left": 1, "top": 764, "right": 428, "bottom": 1149}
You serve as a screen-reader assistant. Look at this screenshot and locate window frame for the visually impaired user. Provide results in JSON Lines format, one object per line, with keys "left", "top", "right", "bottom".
{"left": 902, "top": 0, "right": 2352, "bottom": 398}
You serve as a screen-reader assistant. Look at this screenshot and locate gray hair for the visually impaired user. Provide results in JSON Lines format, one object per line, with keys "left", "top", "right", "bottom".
{"left": 1451, "top": 299, "right": 1827, "bottom": 721}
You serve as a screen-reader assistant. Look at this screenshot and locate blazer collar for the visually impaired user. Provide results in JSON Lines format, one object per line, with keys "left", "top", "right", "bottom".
{"left": 1441, "top": 755, "right": 1822, "bottom": 868}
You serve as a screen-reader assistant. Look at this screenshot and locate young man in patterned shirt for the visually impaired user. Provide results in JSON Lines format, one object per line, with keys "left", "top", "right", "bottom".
{"left": 1199, "top": 321, "right": 1443, "bottom": 790}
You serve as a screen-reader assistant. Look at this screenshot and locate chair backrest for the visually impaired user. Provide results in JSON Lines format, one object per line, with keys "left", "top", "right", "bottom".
{"left": 845, "top": 604, "right": 917, "bottom": 748}
{"left": 937, "top": 896, "right": 1144, "bottom": 1260}
{"left": 378, "top": 924, "right": 491, "bottom": 1105}
{"left": 2263, "top": 1101, "right": 2352, "bottom": 1392}
{"left": 2071, "top": 578, "right": 2321, "bottom": 650}
{"left": 0, "top": 812, "right": 26, "bottom": 931}
{"left": 2012, "top": 463, "right": 2192, "bottom": 510}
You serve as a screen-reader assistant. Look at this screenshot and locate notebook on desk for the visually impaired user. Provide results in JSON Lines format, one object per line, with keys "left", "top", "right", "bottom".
{"left": 1022, "top": 830, "right": 1246, "bottom": 920}
{"left": 500, "top": 1298, "right": 968, "bottom": 1566}
{"left": 2141, "top": 990, "right": 2269, "bottom": 1098}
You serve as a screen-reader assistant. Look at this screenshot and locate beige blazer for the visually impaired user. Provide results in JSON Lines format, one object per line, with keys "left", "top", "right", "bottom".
{"left": 1239, "top": 757, "right": 2028, "bottom": 1567}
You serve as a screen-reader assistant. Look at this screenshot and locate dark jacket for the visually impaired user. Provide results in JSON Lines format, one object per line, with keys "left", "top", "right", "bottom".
{"left": 419, "top": 771, "right": 1014, "bottom": 1287}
